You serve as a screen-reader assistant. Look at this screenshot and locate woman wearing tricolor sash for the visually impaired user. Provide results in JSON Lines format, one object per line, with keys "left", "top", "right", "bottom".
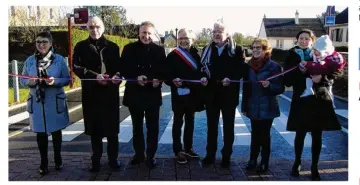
{"left": 164, "top": 28, "right": 204, "bottom": 164}
{"left": 198, "top": 21, "right": 246, "bottom": 168}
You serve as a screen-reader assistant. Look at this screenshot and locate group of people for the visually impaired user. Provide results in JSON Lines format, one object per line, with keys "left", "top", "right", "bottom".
{"left": 20, "top": 16, "right": 346, "bottom": 181}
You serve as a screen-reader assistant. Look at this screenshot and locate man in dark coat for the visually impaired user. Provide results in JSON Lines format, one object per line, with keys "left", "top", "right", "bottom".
{"left": 120, "top": 21, "right": 166, "bottom": 168}
{"left": 164, "top": 28, "right": 205, "bottom": 164}
{"left": 73, "top": 16, "right": 122, "bottom": 172}
{"left": 199, "top": 22, "right": 246, "bottom": 168}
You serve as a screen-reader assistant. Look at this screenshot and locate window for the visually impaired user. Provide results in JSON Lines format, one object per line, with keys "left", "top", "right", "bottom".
{"left": 346, "top": 28, "right": 348, "bottom": 42}
{"left": 37, "top": 6, "right": 41, "bottom": 19}
{"left": 49, "top": 8, "right": 53, "bottom": 19}
{"left": 10, "top": 6, "right": 15, "bottom": 17}
{"left": 331, "top": 28, "right": 344, "bottom": 42}
{"left": 276, "top": 40, "right": 284, "bottom": 49}
{"left": 27, "top": 6, "right": 32, "bottom": 18}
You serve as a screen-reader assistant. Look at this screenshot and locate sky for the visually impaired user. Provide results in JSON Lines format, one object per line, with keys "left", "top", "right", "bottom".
{"left": 124, "top": 6, "right": 347, "bottom": 37}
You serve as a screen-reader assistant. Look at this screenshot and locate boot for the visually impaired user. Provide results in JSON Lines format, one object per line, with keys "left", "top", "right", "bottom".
{"left": 300, "top": 78, "right": 315, "bottom": 97}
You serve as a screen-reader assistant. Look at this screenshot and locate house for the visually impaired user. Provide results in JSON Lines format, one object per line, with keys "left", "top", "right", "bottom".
{"left": 161, "top": 30, "right": 177, "bottom": 47}
{"left": 8, "top": 6, "right": 65, "bottom": 27}
{"left": 258, "top": 11, "right": 326, "bottom": 50}
{"left": 328, "top": 8, "right": 348, "bottom": 47}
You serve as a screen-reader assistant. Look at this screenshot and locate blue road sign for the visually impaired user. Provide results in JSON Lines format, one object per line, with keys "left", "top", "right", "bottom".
{"left": 325, "top": 16, "right": 336, "bottom": 26}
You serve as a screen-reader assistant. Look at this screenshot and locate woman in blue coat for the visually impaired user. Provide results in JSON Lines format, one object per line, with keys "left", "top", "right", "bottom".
{"left": 20, "top": 31, "right": 70, "bottom": 175}
{"left": 241, "top": 38, "right": 285, "bottom": 172}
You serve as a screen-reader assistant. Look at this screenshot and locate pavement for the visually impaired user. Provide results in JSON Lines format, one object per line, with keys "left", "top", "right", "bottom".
{"left": 8, "top": 84, "right": 348, "bottom": 181}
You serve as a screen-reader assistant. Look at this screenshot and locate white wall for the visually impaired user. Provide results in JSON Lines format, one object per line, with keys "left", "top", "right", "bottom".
{"left": 329, "top": 25, "right": 348, "bottom": 47}
{"left": 268, "top": 37, "right": 295, "bottom": 50}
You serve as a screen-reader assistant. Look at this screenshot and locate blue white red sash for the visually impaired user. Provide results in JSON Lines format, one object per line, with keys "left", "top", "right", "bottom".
{"left": 173, "top": 47, "right": 198, "bottom": 70}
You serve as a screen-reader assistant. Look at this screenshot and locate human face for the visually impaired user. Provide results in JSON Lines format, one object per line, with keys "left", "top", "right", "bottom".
{"left": 139, "top": 25, "right": 154, "bottom": 44}
{"left": 88, "top": 21, "right": 104, "bottom": 40}
{"left": 297, "top": 32, "right": 313, "bottom": 49}
{"left": 252, "top": 42, "right": 265, "bottom": 59}
{"left": 212, "top": 25, "right": 228, "bottom": 45}
{"left": 178, "top": 31, "right": 193, "bottom": 49}
{"left": 35, "top": 37, "right": 52, "bottom": 55}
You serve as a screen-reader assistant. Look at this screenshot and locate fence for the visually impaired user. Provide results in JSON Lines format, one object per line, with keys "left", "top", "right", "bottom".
{"left": 8, "top": 58, "right": 69, "bottom": 105}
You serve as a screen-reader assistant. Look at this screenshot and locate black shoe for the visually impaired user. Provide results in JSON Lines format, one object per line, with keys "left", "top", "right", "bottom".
{"left": 55, "top": 163, "right": 63, "bottom": 171}
{"left": 311, "top": 166, "right": 321, "bottom": 181}
{"left": 184, "top": 149, "right": 200, "bottom": 158}
{"left": 88, "top": 163, "right": 100, "bottom": 172}
{"left": 108, "top": 159, "right": 121, "bottom": 169}
{"left": 38, "top": 166, "right": 49, "bottom": 176}
{"left": 175, "top": 152, "right": 188, "bottom": 164}
{"left": 201, "top": 155, "right": 215, "bottom": 165}
{"left": 291, "top": 162, "right": 301, "bottom": 177}
{"left": 246, "top": 160, "right": 257, "bottom": 170}
{"left": 220, "top": 157, "right": 230, "bottom": 168}
{"left": 130, "top": 155, "right": 145, "bottom": 165}
{"left": 146, "top": 157, "right": 156, "bottom": 169}
{"left": 256, "top": 163, "right": 269, "bottom": 172}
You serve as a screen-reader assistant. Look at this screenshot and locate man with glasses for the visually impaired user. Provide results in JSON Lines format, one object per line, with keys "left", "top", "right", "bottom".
{"left": 199, "top": 21, "right": 246, "bottom": 168}
{"left": 73, "top": 16, "right": 122, "bottom": 172}
{"left": 120, "top": 21, "right": 166, "bottom": 168}
{"left": 164, "top": 28, "right": 205, "bottom": 164}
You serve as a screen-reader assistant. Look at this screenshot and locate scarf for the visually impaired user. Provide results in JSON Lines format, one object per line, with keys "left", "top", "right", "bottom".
{"left": 88, "top": 36, "right": 107, "bottom": 74}
{"left": 200, "top": 37, "right": 236, "bottom": 78}
{"left": 34, "top": 47, "right": 55, "bottom": 103}
{"left": 248, "top": 54, "right": 270, "bottom": 73}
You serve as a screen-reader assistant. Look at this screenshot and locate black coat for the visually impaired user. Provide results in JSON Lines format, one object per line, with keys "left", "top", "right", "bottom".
{"left": 200, "top": 44, "right": 246, "bottom": 108}
{"left": 164, "top": 46, "right": 205, "bottom": 112}
{"left": 284, "top": 46, "right": 341, "bottom": 131}
{"left": 120, "top": 41, "right": 166, "bottom": 109}
{"left": 73, "top": 36, "right": 121, "bottom": 136}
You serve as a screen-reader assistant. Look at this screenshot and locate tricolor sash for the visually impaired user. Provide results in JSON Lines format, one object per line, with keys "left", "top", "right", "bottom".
{"left": 174, "top": 47, "right": 198, "bottom": 70}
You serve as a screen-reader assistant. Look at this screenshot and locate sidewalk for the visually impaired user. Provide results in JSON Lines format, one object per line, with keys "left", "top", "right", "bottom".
{"left": 9, "top": 150, "right": 347, "bottom": 181}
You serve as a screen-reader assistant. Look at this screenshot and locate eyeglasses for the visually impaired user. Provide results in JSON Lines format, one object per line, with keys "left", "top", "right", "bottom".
{"left": 89, "top": 25, "right": 101, "bottom": 30}
{"left": 36, "top": 40, "right": 50, "bottom": 44}
{"left": 252, "top": 46, "right": 263, "bottom": 50}
{"left": 212, "top": 30, "right": 224, "bottom": 34}
{"left": 178, "top": 37, "right": 190, "bottom": 40}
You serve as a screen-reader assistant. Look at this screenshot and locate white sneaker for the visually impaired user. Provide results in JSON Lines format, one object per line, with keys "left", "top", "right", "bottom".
{"left": 300, "top": 78, "right": 315, "bottom": 97}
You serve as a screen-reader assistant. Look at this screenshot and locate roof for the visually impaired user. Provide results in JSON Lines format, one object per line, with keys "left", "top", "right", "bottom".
{"left": 335, "top": 7, "right": 348, "bottom": 24}
{"left": 263, "top": 18, "right": 326, "bottom": 38}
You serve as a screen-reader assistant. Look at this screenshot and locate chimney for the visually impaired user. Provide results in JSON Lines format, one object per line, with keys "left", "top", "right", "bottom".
{"left": 295, "top": 10, "right": 299, "bottom": 24}
{"left": 263, "top": 14, "right": 266, "bottom": 19}
{"left": 170, "top": 30, "right": 174, "bottom": 35}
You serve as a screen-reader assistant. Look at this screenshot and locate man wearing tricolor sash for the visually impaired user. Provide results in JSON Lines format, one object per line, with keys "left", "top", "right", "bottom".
{"left": 199, "top": 21, "right": 246, "bottom": 168}
{"left": 164, "top": 28, "right": 205, "bottom": 164}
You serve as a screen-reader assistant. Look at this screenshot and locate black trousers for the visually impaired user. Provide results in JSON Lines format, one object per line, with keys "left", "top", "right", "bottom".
{"left": 294, "top": 130, "right": 322, "bottom": 168}
{"left": 36, "top": 130, "right": 62, "bottom": 166}
{"left": 172, "top": 103, "right": 195, "bottom": 155}
{"left": 90, "top": 135, "right": 119, "bottom": 164}
{"left": 205, "top": 103, "right": 236, "bottom": 158}
{"left": 129, "top": 106, "right": 160, "bottom": 159}
{"left": 249, "top": 119, "right": 273, "bottom": 164}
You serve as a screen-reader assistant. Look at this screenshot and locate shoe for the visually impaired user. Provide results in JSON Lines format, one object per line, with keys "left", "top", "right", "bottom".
{"left": 175, "top": 152, "right": 188, "bottom": 164}
{"left": 220, "top": 156, "right": 230, "bottom": 168}
{"left": 108, "top": 159, "right": 121, "bottom": 169}
{"left": 130, "top": 155, "right": 145, "bottom": 165}
{"left": 146, "top": 157, "right": 156, "bottom": 169}
{"left": 38, "top": 166, "right": 49, "bottom": 176}
{"left": 184, "top": 149, "right": 200, "bottom": 158}
{"left": 88, "top": 163, "right": 100, "bottom": 172}
{"left": 201, "top": 155, "right": 215, "bottom": 165}
{"left": 311, "top": 166, "right": 321, "bottom": 181}
{"left": 245, "top": 160, "right": 257, "bottom": 170}
{"left": 55, "top": 163, "right": 63, "bottom": 171}
{"left": 291, "top": 161, "right": 301, "bottom": 177}
{"left": 256, "top": 163, "right": 268, "bottom": 172}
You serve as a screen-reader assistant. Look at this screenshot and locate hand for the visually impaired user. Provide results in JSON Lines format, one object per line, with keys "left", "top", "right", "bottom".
{"left": 261, "top": 80, "right": 270, "bottom": 88}
{"left": 137, "top": 75, "right": 147, "bottom": 86}
{"left": 222, "top": 78, "right": 230, "bottom": 86}
{"left": 28, "top": 78, "right": 37, "bottom": 86}
{"left": 299, "top": 61, "right": 307, "bottom": 73}
{"left": 45, "top": 76, "right": 55, "bottom": 85}
{"left": 96, "top": 74, "right": 108, "bottom": 85}
{"left": 200, "top": 77, "right": 208, "bottom": 86}
{"left": 111, "top": 75, "right": 122, "bottom": 85}
{"left": 153, "top": 79, "right": 160, "bottom": 88}
{"left": 311, "top": 74, "right": 322, "bottom": 83}
{"left": 300, "top": 61, "right": 307, "bottom": 66}
{"left": 173, "top": 78, "right": 182, "bottom": 87}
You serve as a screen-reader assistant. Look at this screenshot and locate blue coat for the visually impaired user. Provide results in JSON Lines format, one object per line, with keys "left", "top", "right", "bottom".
{"left": 241, "top": 59, "right": 285, "bottom": 120}
{"left": 20, "top": 53, "right": 70, "bottom": 133}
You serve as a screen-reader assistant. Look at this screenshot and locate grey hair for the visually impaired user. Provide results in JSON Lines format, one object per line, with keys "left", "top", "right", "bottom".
{"left": 140, "top": 21, "right": 155, "bottom": 28}
{"left": 213, "top": 21, "right": 230, "bottom": 35}
{"left": 178, "top": 28, "right": 195, "bottom": 40}
{"left": 87, "top": 16, "right": 105, "bottom": 31}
